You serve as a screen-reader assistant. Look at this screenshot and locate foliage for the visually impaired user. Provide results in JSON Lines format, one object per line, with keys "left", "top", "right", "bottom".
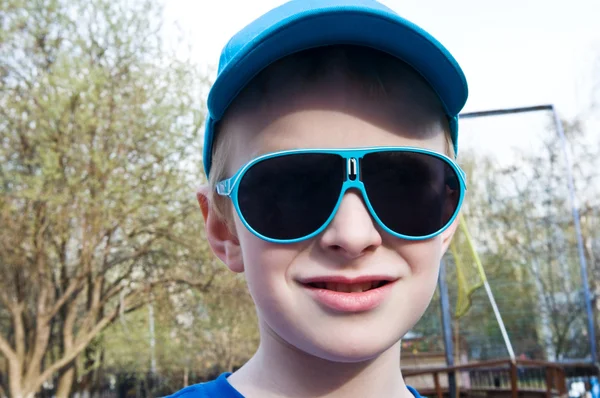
{"left": 0, "top": 0, "right": 211, "bottom": 396}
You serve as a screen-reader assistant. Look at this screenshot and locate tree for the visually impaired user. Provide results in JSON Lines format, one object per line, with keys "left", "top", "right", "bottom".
{"left": 492, "top": 119, "right": 598, "bottom": 360}
{"left": 0, "top": 0, "right": 212, "bottom": 396}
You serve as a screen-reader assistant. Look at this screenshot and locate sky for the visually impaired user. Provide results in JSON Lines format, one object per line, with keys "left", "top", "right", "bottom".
{"left": 162, "top": 0, "right": 600, "bottom": 164}
{"left": 164, "top": 0, "right": 600, "bottom": 117}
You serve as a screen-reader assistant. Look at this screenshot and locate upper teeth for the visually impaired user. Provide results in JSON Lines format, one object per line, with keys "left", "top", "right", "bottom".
{"left": 312, "top": 282, "right": 380, "bottom": 292}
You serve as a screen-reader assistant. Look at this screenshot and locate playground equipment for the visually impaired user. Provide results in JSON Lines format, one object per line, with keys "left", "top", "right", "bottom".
{"left": 418, "top": 105, "right": 598, "bottom": 398}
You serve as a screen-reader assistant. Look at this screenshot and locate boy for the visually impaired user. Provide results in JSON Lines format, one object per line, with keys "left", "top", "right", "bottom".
{"left": 170, "top": 0, "right": 468, "bottom": 397}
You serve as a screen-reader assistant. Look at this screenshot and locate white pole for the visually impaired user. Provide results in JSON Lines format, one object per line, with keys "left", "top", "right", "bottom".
{"left": 457, "top": 215, "right": 516, "bottom": 362}
{"left": 148, "top": 302, "right": 157, "bottom": 374}
{"left": 483, "top": 279, "right": 516, "bottom": 361}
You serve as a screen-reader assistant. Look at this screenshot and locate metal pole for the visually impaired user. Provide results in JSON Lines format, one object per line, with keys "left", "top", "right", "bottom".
{"left": 148, "top": 302, "right": 157, "bottom": 374}
{"left": 439, "top": 260, "right": 457, "bottom": 398}
{"left": 460, "top": 105, "right": 553, "bottom": 119}
{"left": 550, "top": 105, "right": 597, "bottom": 363}
{"left": 457, "top": 215, "right": 516, "bottom": 362}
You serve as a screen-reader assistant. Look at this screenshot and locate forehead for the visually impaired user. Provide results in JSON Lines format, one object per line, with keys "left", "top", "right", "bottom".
{"left": 254, "top": 109, "right": 445, "bottom": 153}
{"left": 223, "top": 80, "right": 447, "bottom": 173}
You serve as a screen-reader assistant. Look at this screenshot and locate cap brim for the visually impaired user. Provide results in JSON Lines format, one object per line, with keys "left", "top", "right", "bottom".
{"left": 204, "top": 3, "right": 468, "bottom": 176}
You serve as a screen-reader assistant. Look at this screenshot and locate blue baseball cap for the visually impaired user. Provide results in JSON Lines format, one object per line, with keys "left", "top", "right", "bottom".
{"left": 203, "top": 0, "right": 468, "bottom": 177}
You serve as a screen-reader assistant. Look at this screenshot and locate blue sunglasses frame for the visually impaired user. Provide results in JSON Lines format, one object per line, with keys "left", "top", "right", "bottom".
{"left": 216, "top": 147, "right": 467, "bottom": 244}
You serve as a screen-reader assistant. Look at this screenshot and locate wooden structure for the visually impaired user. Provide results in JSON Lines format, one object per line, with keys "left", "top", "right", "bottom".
{"left": 404, "top": 358, "right": 598, "bottom": 398}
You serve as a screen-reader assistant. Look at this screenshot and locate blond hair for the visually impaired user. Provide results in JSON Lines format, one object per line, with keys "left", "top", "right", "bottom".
{"left": 208, "top": 45, "right": 455, "bottom": 224}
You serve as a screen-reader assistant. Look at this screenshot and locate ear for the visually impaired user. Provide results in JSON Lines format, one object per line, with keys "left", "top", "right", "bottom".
{"left": 440, "top": 213, "right": 460, "bottom": 254}
{"left": 196, "top": 185, "right": 244, "bottom": 273}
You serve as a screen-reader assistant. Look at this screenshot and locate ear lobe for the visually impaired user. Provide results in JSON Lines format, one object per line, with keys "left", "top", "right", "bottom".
{"left": 197, "top": 187, "right": 210, "bottom": 221}
{"left": 196, "top": 185, "right": 244, "bottom": 273}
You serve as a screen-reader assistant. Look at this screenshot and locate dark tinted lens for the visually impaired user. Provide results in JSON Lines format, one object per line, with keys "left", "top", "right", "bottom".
{"left": 362, "top": 151, "right": 461, "bottom": 237}
{"left": 238, "top": 153, "right": 345, "bottom": 240}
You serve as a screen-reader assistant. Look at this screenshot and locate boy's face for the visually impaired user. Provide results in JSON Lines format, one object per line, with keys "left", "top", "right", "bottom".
{"left": 202, "top": 78, "right": 458, "bottom": 363}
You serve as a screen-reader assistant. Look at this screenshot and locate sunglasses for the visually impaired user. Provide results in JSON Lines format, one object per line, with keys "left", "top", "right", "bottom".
{"left": 216, "top": 147, "right": 467, "bottom": 243}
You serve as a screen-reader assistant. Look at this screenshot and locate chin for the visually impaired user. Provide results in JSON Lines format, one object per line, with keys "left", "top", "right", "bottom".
{"left": 297, "top": 326, "right": 404, "bottom": 364}
{"left": 311, "top": 342, "right": 399, "bottom": 364}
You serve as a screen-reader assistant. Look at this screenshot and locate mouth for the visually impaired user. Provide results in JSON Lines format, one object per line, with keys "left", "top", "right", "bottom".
{"left": 304, "top": 280, "right": 390, "bottom": 293}
{"left": 299, "top": 277, "right": 397, "bottom": 312}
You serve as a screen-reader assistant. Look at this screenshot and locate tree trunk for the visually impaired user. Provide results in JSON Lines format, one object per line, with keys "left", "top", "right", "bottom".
{"left": 7, "top": 357, "right": 27, "bottom": 398}
{"left": 56, "top": 363, "right": 75, "bottom": 398}
{"left": 183, "top": 366, "right": 189, "bottom": 387}
{"left": 9, "top": 383, "right": 35, "bottom": 398}
{"left": 8, "top": 371, "right": 38, "bottom": 398}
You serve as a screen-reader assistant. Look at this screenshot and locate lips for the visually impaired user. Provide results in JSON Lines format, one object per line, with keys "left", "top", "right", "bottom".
{"left": 299, "top": 276, "right": 397, "bottom": 312}
{"left": 306, "top": 281, "right": 389, "bottom": 292}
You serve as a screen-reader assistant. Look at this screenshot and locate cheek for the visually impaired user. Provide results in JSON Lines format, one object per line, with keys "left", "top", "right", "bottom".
{"left": 397, "top": 236, "right": 443, "bottom": 273}
{"left": 233, "top": 216, "right": 303, "bottom": 307}
{"left": 396, "top": 237, "right": 443, "bottom": 298}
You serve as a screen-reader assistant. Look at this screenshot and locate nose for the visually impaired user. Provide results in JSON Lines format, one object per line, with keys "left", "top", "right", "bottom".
{"left": 319, "top": 190, "right": 382, "bottom": 259}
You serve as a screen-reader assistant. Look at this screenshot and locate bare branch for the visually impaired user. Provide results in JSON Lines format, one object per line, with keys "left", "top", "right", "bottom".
{"left": 63, "top": 296, "right": 79, "bottom": 351}
{"left": 100, "top": 242, "right": 163, "bottom": 299}
{"left": 100, "top": 283, "right": 126, "bottom": 308}
{"left": 77, "top": 277, "right": 105, "bottom": 336}
{"left": 103, "top": 239, "right": 160, "bottom": 271}
{"left": 12, "top": 305, "right": 25, "bottom": 370}
{"left": 34, "top": 292, "right": 147, "bottom": 387}
{"left": 0, "top": 290, "right": 13, "bottom": 312}
{"left": 23, "top": 312, "right": 52, "bottom": 387}
{"left": 100, "top": 262, "right": 142, "bottom": 306}
{"left": 167, "top": 271, "right": 220, "bottom": 293}
{"left": 42, "top": 272, "right": 88, "bottom": 321}
{"left": 0, "top": 333, "right": 17, "bottom": 363}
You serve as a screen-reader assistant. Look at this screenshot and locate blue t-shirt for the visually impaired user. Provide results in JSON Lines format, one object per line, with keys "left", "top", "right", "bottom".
{"left": 165, "top": 372, "right": 424, "bottom": 398}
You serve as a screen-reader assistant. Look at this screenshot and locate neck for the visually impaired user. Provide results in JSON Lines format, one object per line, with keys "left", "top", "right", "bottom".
{"left": 228, "top": 325, "right": 411, "bottom": 398}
